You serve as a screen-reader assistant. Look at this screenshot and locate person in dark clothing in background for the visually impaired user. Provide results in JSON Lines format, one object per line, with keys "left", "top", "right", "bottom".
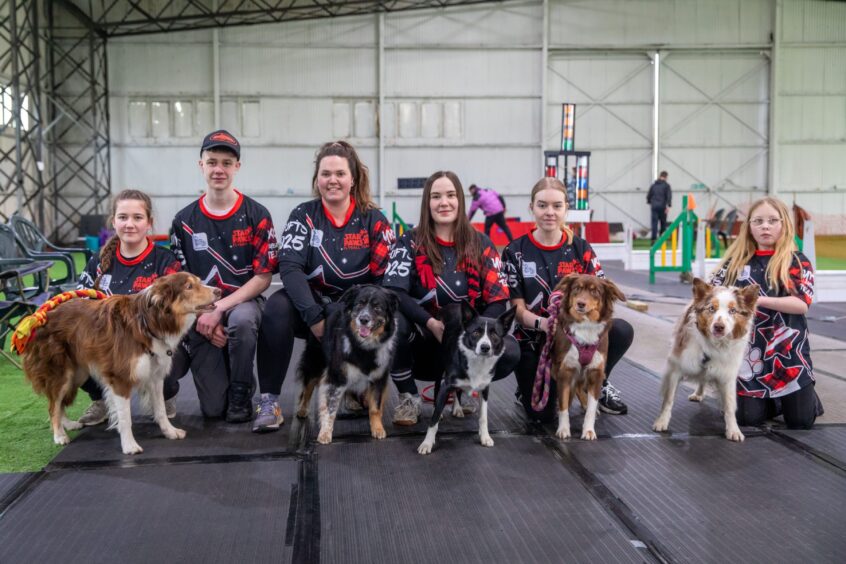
{"left": 647, "top": 171, "right": 672, "bottom": 244}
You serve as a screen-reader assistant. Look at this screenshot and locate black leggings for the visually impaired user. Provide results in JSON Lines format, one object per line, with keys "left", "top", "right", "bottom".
{"left": 736, "top": 384, "right": 817, "bottom": 430}
{"left": 514, "top": 318, "right": 634, "bottom": 423}
{"left": 256, "top": 289, "right": 343, "bottom": 395}
{"left": 484, "top": 212, "right": 514, "bottom": 242}
{"left": 389, "top": 312, "right": 521, "bottom": 395}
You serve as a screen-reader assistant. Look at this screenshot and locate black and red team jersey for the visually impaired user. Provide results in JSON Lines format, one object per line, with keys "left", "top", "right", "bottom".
{"left": 502, "top": 231, "right": 604, "bottom": 342}
{"left": 170, "top": 190, "right": 278, "bottom": 297}
{"left": 711, "top": 251, "right": 815, "bottom": 399}
{"left": 78, "top": 238, "right": 182, "bottom": 295}
{"left": 383, "top": 229, "right": 509, "bottom": 321}
{"left": 277, "top": 198, "right": 395, "bottom": 326}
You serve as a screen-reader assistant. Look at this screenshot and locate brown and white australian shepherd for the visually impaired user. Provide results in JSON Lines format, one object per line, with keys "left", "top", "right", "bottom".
{"left": 22, "top": 272, "right": 219, "bottom": 454}
{"left": 652, "top": 278, "right": 759, "bottom": 442}
{"left": 551, "top": 274, "right": 626, "bottom": 440}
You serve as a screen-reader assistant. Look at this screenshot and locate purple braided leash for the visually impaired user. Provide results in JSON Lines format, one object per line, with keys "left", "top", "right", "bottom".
{"left": 532, "top": 291, "right": 563, "bottom": 411}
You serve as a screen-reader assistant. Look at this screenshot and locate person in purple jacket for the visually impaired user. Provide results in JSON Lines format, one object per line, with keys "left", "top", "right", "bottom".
{"left": 467, "top": 184, "right": 514, "bottom": 242}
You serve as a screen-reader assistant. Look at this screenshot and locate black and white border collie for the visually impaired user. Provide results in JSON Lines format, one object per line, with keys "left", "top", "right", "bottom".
{"left": 296, "top": 284, "right": 399, "bottom": 444}
{"left": 417, "top": 303, "right": 516, "bottom": 455}
{"left": 653, "top": 278, "right": 759, "bottom": 442}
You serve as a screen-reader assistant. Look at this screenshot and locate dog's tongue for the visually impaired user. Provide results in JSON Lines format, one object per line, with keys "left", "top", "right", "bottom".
{"left": 359, "top": 326, "right": 372, "bottom": 338}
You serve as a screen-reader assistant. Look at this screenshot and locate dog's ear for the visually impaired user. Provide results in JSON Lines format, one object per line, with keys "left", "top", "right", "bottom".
{"left": 553, "top": 274, "right": 578, "bottom": 306}
{"left": 498, "top": 306, "right": 517, "bottom": 334}
{"left": 692, "top": 277, "right": 711, "bottom": 302}
{"left": 602, "top": 278, "right": 626, "bottom": 303}
{"left": 739, "top": 284, "right": 761, "bottom": 309}
{"left": 340, "top": 285, "right": 358, "bottom": 311}
{"left": 384, "top": 289, "right": 400, "bottom": 313}
{"left": 459, "top": 300, "right": 477, "bottom": 327}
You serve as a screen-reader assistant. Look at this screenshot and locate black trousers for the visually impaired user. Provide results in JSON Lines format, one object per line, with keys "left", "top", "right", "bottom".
{"left": 514, "top": 318, "right": 634, "bottom": 423}
{"left": 484, "top": 212, "right": 514, "bottom": 242}
{"left": 256, "top": 289, "right": 343, "bottom": 395}
{"left": 81, "top": 361, "right": 184, "bottom": 403}
{"left": 389, "top": 312, "right": 521, "bottom": 395}
{"left": 650, "top": 207, "right": 668, "bottom": 243}
{"left": 736, "top": 384, "right": 817, "bottom": 430}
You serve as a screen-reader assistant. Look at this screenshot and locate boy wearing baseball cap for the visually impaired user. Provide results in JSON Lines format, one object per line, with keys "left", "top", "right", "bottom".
{"left": 170, "top": 130, "right": 279, "bottom": 423}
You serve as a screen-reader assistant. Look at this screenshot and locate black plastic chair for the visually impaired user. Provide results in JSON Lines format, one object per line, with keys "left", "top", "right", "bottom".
{"left": 0, "top": 257, "right": 53, "bottom": 368}
{"left": 717, "top": 209, "right": 739, "bottom": 251}
{"left": 8, "top": 215, "right": 86, "bottom": 290}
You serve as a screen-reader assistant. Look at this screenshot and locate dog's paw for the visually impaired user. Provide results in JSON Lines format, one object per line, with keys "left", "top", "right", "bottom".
{"left": 725, "top": 428, "right": 745, "bottom": 443}
{"left": 64, "top": 420, "right": 83, "bottom": 431}
{"left": 417, "top": 440, "right": 434, "bottom": 455}
{"left": 479, "top": 434, "right": 494, "bottom": 447}
{"left": 122, "top": 442, "right": 143, "bottom": 455}
{"left": 317, "top": 429, "right": 333, "bottom": 445}
{"left": 296, "top": 407, "right": 309, "bottom": 419}
{"left": 371, "top": 426, "right": 387, "bottom": 440}
{"left": 164, "top": 427, "right": 186, "bottom": 440}
{"left": 688, "top": 393, "right": 704, "bottom": 402}
{"left": 581, "top": 428, "right": 597, "bottom": 441}
{"left": 53, "top": 433, "right": 70, "bottom": 446}
{"left": 555, "top": 428, "right": 571, "bottom": 440}
{"left": 652, "top": 417, "right": 670, "bottom": 432}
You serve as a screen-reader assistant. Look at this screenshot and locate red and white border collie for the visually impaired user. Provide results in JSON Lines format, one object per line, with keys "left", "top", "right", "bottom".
{"left": 22, "top": 272, "right": 219, "bottom": 454}
{"left": 653, "top": 278, "right": 759, "bottom": 442}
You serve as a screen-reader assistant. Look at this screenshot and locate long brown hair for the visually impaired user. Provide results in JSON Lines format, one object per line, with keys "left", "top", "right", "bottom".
{"left": 529, "top": 177, "right": 574, "bottom": 244}
{"left": 95, "top": 189, "right": 154, "bottom": 290}
{"left": 311, "top": 140, "right": 376, "bottom": 213}
{"left": 713, "top": 197, "right": 796, "bottom": 291}
{"left": 415, "top": 170, "right": 480, "bottom": 274}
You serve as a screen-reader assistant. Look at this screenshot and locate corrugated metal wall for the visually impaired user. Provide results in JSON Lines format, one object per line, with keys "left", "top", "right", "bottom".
{"left": 107, "top": 0, "right": 845, "bottom": 235}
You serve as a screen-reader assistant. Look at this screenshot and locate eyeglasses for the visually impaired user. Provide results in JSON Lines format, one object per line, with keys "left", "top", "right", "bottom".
{"left": 749, "top": 217, "right": 782, "bottom": 227}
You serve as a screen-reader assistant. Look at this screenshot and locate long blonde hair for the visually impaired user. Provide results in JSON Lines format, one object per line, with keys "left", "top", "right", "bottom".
{"left": 715, "top": 197, "right": 796, "bottom": 291}
{"left": 530, "top": 177, "right": 574, "bottom": 244}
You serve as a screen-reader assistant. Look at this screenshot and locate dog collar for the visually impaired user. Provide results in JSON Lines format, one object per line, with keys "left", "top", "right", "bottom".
{"left": 140, "top": 314, "right": 173, "bottom": 358}
{"left": 566, "top": 332, "right": 599, "bottom": 367}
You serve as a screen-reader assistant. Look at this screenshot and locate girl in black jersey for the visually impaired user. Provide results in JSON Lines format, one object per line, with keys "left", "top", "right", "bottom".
{"left": 502, "top": 178, "right": 634, "bottom": 422}
{"left": 254, "top": 141, "right": 395, "bottom": 432}
{"left": 710, "top": 197, "right": 821, "bottom": 429}
{"left": 76, "top": 189, "right": 183, "bottom": 426}
{"left": 383, "top": 171, "right": 519, "bottom": 426}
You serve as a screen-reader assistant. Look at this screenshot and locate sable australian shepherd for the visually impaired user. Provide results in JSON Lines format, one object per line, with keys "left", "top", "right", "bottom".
{"left": 295, "top": 285, "right": 399, "bottom": 445}
{"left": 551, "top": 274, "right": 626, "bottom": 441}
{"left": 22, "top": 272, "right": 219, "bottom": 454}
{"left": 653, "top": 278, "right": 759, "bottom": 442}
{"left": 417, "top": 303, "right": 516, "bottom": 455}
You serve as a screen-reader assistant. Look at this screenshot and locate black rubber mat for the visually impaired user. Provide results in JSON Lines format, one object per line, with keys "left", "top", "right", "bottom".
{"left": 0, "top": 473, "right": 32, "bottom": 508}
{"left": 0, "top": 460, "right": 297, "bottom": 563}
{"left": 778, "top": 425, "right": 846, "bottom": 467}
{"left": 567, "top": 435, "right": 846, "bottom": 563}
{"left": 317, "top": 436, "right": 649, "bottom": 564}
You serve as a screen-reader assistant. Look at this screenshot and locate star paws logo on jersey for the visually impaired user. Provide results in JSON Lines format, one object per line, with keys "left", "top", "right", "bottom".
{"left": 231, "top": 226, "right": 253, "bottom": 247}
{"left": 556, "top": 260, "right": 577, "bottom": 277}
{"left": 343, "top": 229, "right": 370, "bottom": 250}
{"left": 132, "top": 273, "right": 158, "bottom": 292}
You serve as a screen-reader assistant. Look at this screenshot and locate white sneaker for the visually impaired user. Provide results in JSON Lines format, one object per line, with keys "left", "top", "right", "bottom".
{"left": 77, "top": 399, "right": 108, "bottom": 426}
{"left": 165, "top": 398, "right": 177, "bottom": 419}
{"left": 392, "top": 393, "right": 422, "bottom": 426}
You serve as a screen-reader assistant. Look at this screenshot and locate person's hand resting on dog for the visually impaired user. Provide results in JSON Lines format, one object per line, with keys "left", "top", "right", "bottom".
{"left": 426, "top": 317, "right": 445, "bottom": 343}
{"left": 197, "top": 310, "right": 228, "bottom": 348}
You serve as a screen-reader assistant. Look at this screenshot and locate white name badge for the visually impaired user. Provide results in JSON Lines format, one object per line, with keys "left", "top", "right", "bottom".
{"left": 522, "top": 261, "right": 537, "bottom": 277}
{"left": 99, "top": 274, "right": 112, "bottom": 291}
{"left": 192, "top": 232, "right": 208, "bottom": 251}
{"left": 310, "top": 229, "right": 324, "bottom": 247}
{"left": 741, "top": 265, "right": 751, "bottom": 280}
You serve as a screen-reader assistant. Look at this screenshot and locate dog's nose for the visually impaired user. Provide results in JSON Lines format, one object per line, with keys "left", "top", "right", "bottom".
{"left": 359, "top": 315, "right": 371, "bottom": 326}
{"left": 713, "top": 323, "right": 725, "bottom": 334}
{"left": 213, "top": 288, "right": 222, "bottom": 298}
{"left": 576, "top": 301, "right": 586, "bottom": 310}
{"left": 480, "top": 343, "right": 491, "bottom": 354}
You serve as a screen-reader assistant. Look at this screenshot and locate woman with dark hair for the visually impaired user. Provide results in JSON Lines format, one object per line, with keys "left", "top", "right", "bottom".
{"left": 254, "top": 141, "right": 395, "bottom": 432}
{"left": 384, "top": 171, "right": 519, "bottom": 426}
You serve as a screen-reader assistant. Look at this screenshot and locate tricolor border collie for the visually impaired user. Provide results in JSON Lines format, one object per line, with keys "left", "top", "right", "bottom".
{"left": 653, "top": 277, "right": 759, "bottom": 442}
{"left": 21, "top": 272, "right": 220, "bottom": 454}
{"left": 417, "top": 303, "right": 516, "bottom": 455}
{"left": 551, "top": 274, "right": 625, "bottom": 440}
{"left": 296, "top": 284, "right": 399, "bottom": 444}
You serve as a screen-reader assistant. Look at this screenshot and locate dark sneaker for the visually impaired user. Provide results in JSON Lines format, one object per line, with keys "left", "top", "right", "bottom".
{"left": 392, "top": 393, "right": 422, "bottom": 426}
{"left": 78, "top": 399, "right": 108, "bottom": 426}
{"left": 226, "top": 382, "right": 253, "bottom": 423}
{"left": 343, "top": 392, "right": 367, "bottom": 417}
{"left": 252, "top": 394, "right": 283, "bottom": 433}
{"left": 598, "top": 383, "right": 628, "bottom": 415}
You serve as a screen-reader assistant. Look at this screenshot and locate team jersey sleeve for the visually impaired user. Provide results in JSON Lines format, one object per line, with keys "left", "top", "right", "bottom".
{"left": 368, "top": 210, "right": 396, "bottom": 281}
{"left": 478, "top": 237, "right": 509, "bottom": 306}
{"left": 709, "top": 259, "right": 729, "bottom": 287}
{"left": 278, "top": 205, "right": 323, "bottom": 326}
{"left": 78, "top": 255, "right": 100, "bottom": 289}
{"left": 573, "top": 237, "right": 605, "bottom": 278}
{"left": 788, "top": 252, "right": 814, "bottom": 305}
{"left": 251, "top": 211, "right": 278, "bottom": 275}
{"left": 169, "top": 216, "right": 188, "bottom": 269}
{"left": 501, "top": 244, "right": 524, "bottom": 300}
{"left": 382, "top": 231, "right": 416, "bottom": 293}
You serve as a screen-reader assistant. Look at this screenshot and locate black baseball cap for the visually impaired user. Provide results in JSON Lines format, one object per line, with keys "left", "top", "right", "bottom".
{"left": 200, "top": 129, "right": 240, "bottom": 160}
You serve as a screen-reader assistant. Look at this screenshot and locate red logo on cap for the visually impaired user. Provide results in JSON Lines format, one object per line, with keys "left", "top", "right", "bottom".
{"left": 210, "top": 132, "right": 237, "bottom": 144}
